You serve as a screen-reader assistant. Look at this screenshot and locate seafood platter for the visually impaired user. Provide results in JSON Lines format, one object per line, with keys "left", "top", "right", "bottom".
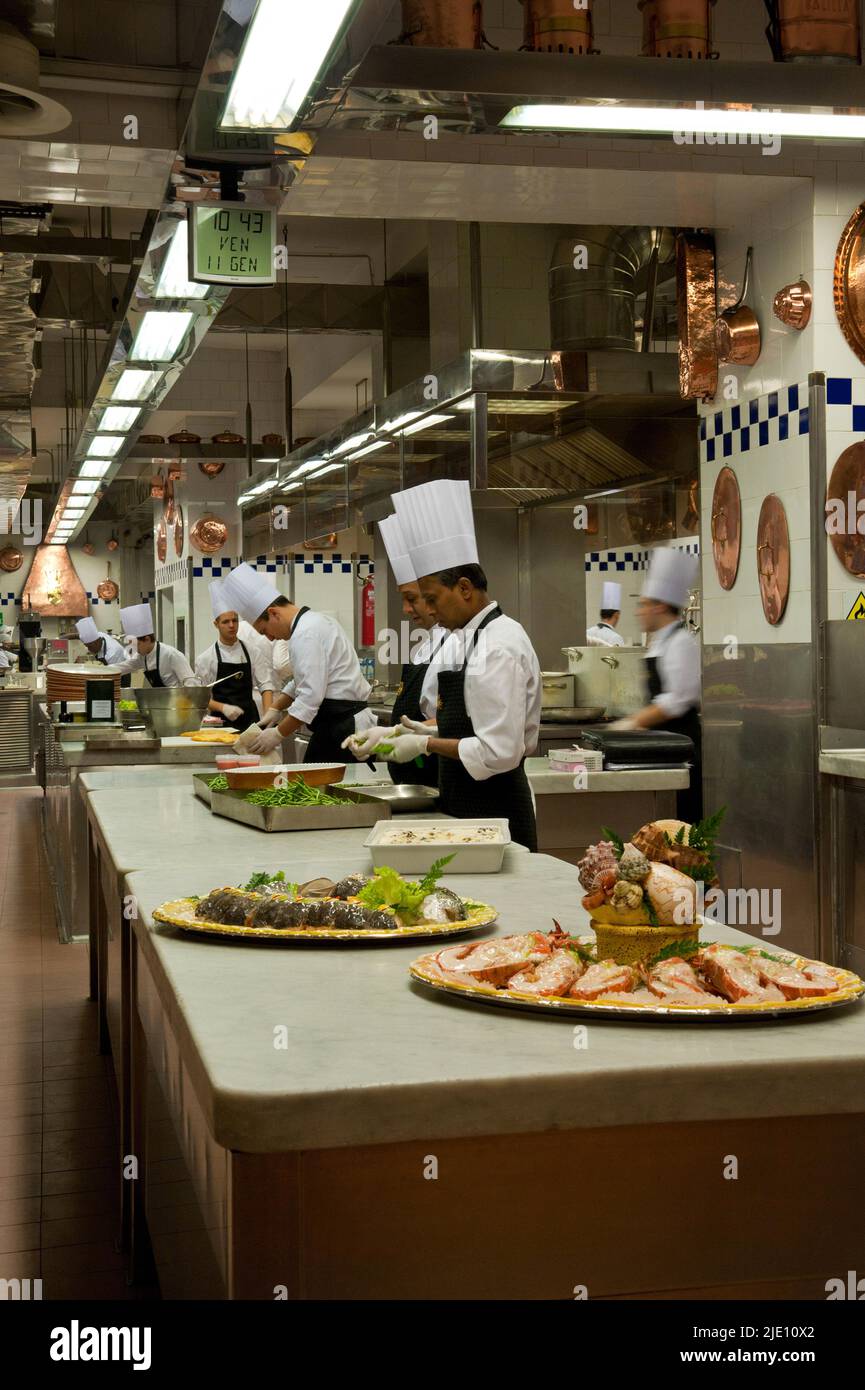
{"left": 153, "top": 859, "right": 496, "bottom": 943}
{"left": 409, "top": 812, "right": 865, "bottom": 1020}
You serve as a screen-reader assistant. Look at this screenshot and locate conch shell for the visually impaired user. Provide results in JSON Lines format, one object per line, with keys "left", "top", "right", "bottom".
{"left": 592, "top": 863, "right": 697, "bottom": 929}
{"left": 772, "top": 280, "right": 812, "bottom": 332}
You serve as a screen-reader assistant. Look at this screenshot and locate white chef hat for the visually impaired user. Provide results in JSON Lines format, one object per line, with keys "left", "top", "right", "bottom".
{"left": 392, "top": 479, "right": 478, "bottom": 579}
{"left": 601, "top": 581, "right": 622, "bottom": 611}
{"left": 220, "top": 562, "right": 281, "bottom": 623}
{"left": 75, "top": 617, "right": 99, "bottom": 644}
{"left": 642, "top": 547, "right": 698, "bottom": 610}
{"left": 209, "top": 577, "right": 236, "bottom": 620}
{"left": 120, "top": 602, "right": 155, "bottom": 638}
{"left": 378, "top": 514, "right": 416, "bottom": 586}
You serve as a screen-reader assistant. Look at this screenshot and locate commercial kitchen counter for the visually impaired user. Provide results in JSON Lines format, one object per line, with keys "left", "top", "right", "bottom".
{"left": 77, "top": 780, "right": 865, "bottom": 1301}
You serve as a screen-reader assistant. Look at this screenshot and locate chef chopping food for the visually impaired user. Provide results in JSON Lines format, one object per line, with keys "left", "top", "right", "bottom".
{"left": 376, "top": 512, "right": 448, "bottom": 790}
{"left": 194, "top": 579, "right": 275, "bottom": 731}
{"left": 345, "top": 479, "right": 542, "bottom": 851}
{"left": 119, "top": 602, "right": 198, "bottom": 688}
{"left": 586, "top": 582, "right": 626, "bottom": 647}
{"left": 218, "top": 562, "right": 375, "bottom": 761}
{"left": 610, "top": 547, "right": 702, "bottom": 822}
{"left": 75, "top": 616, "right": 132, "bottom": 686}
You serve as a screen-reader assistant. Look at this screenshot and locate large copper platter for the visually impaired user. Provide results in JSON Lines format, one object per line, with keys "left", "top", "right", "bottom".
{"left": 154, "top": 895, "right": 497, "bottom": 944}
{"left": 155, "top": 516, "right": 167, "bottom": 564}
{"left": 711, "top": 466, "right": 741, "bottom": 590}
{"left": 827, "top": 442, "right": 865, "bottom": 577}
{"left": 163, "top": 477, "right": 176, "bottom": 525}
{"left": 0, "top": 545, "right": 23, "bottom": 573}
{"left": 174, "top": 506, "right": 184, "bottom": 557}
{"left": 189, "top": 514, "right": 228, "bottom": 555}
{"left": 834, "top": 202, "right": 865, "bottom": 366}
{"left": 676, "top": 232, "right": 718, "bottom": 401}
{"left": 756, "top": 493, "right": 791, "bottom": 626}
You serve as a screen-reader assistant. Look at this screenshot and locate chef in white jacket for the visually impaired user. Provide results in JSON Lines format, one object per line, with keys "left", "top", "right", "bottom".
{"left": 218, "top": 563, "right": 375, "bottom": 761}
{"left": 120, "top": 602, "right": 198, "bottom": 688}
{"left": 347, "top": 480, "right": 542, "bottom": 850}
{"left": 586, "top": 581, "right": 626, "bottom": 647}
{"left": 194, "top": 579, "right": 274, "bottom": 731}
{"left": 76, "top": 615, "right": 133, "bottom": 687}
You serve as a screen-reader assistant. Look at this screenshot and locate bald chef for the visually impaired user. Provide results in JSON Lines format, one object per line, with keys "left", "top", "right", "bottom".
{"left": 377, "top": 512, "right": 448, "bottom": 790}
{"left": 347, "top": 480, "right": 542, "bottom": 851}
{"left": 119, "top": 603, "right": 198, "bottom": 687}
{"left": 611, "top": 547, "right": 702, "bottom": 822}
{"left": 75, "top": 617, "right": 132, "bottom": 686}
{"left": 218, "top": 563, "right": 375, "bottom": 761}
{"left": 194, "top": 579, "right": 274, "bottom": 731}
{"left": 586, "top": 581, "right": 626, "bottom": 647}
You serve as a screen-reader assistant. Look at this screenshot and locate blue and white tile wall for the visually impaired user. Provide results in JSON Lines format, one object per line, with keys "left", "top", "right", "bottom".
{"left": 584, "top": 542, "right": 700, "bottom": 647}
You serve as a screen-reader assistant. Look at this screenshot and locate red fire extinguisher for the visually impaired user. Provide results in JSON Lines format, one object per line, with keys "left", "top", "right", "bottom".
{"left": 361, "top": 576, "right": 375, "bottom": 647}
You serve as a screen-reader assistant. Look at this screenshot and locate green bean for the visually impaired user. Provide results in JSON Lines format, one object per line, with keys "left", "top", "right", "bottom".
{"left": 207, "top": 774, "right": 228, "bottom": 791}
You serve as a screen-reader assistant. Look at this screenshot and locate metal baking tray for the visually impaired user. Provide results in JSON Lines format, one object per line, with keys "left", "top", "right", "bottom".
{"left": 210, "top": 785, "right": 392, "bottom": 833}
{"left": 193, "top": 773, "right": 216, "bottom": 807}
{"left": 351, "top": 782, "right": 440, "bottom": 814}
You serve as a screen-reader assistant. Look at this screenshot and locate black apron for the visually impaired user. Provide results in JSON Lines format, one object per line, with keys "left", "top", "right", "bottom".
{"left": 388, "top": 630, "right": 447, "bottom": 788}
{"left": 291, "top": 607, "right": 369, "bottom": 763}
{"left": 436, "top": 606, "right": 538, "bottom": 852}
{"left": 98, "top": 638, "right": 130, "bottom": 687}
{"left": 213, "top": 639, "right": 259, "bottom": 732}
{"left": 645, "top": 623, "right": 703, "bottom": 823}
{"left": 143, "top": 643, "right": 166, "bottom": 688}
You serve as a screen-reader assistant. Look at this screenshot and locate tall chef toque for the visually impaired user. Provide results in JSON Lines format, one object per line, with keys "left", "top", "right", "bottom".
{"left": 75, "top": 617, "right": 99, "bottom": 644}
{"left": 391, "top": 479, "right": 478, "bottom": 579}
{"left": 220, "top": 562, "right": 281, "bottom": 624}
{"left": 602, "top": 581, "right": 622, "bottom": 611}
{"left": 642, "top": 547, "right": 698, "bottom": 611}
{"left": 120, "top": 603, "right": 154, "bottom": 638}
{"left": 378, "top": 514, "right": 416, "bottom": 586}
{"left": 208, "top": 577, "right": 235, "bottom": 621}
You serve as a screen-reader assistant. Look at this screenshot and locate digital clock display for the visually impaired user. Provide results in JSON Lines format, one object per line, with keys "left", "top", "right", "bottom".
{"left": 189, "top": 203, "right": 276, "bottom": 286}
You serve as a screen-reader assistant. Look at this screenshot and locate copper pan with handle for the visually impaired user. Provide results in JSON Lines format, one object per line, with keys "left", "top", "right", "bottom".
{"left": 716, "top": 246, "right": 761, "bottom": 365}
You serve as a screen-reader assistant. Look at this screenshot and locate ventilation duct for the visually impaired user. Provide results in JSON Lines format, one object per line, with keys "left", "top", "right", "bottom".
{"left": 0, "top": 213, "right": 41, "bottom": 529}
{"left": 549, "top": 228, "right": 675, "bottom": 353}
{"left": 0, "top": 16, "right": 70, "bottom": 136}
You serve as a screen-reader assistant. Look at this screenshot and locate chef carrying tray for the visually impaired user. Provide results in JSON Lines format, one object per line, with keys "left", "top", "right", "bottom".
{"left": 575, "top": 729, "right": 695, "bottom": 771}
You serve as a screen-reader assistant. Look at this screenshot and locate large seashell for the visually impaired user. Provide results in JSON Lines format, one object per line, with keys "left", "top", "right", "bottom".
{"left": 645, "top": 863, "right": 698, "bottom": 929}
{"left": 772, "top": 279, "right": 812, "bottom": 331}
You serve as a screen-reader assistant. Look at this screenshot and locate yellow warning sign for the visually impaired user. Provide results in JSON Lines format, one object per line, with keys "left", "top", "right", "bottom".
{"left": 846, "top": 593, "right": 865, "bottom": 620}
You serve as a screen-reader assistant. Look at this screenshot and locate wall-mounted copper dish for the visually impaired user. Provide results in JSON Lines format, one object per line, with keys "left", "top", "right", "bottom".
{"left": 676, "top": 232, "right": 718, "bottom": 401}
{"left": 189, "top": 514, "right": 228, "bottom": 555}
{"left": 174, "top": 506, "right": 184, "bottom": 557}
{"left": 834, "top": 202, "right": 865, "bottom": 366}
{"left": 826, "top": 442, "right": 865, "bottom": 578}
{"left": 96, "top": 562, "right": 119, "bottom": 602}
{"left": 756, "top": 494, "right": 790, "bottom": 626}
{"left": 156, "top": 517, "right": 168, "bottom": 564}
{"left": 211, "top": 431, "right": 243, "bottom": 444}
{"left": 198, "top": 460, "right": 225, "bottom": 478}
{"left": 773, "top": 279, "right": 812, "bottom": 331}
{"left": 0, "top": 546, "right": 24, "bottom": 573}
{"left": 168, "top": 430, "right": 201, "bottom": 445}
{"left": 163, "top": 478, "right": 176, "bottom": 525}
{"left": 711, "top": 466, "right": 741, "bottom": 590}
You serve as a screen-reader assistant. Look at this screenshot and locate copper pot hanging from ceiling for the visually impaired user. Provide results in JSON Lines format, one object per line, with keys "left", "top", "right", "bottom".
{"left": 521, "top": 0, "right": 595, "bottom": 54}
{"left": 198, "top": 459, "right": 225, "bottom": 477}
{"left": 639, "top": 0, "right": 717, "bottom": 58}
{"left": 767, "top": 0, "right": 860, "bottom": 63}
{"left": 211, "top": 430, "right": 244, "bottom": 445}
{"left": 399, "top": 0, "right": 482, "bottom": 47}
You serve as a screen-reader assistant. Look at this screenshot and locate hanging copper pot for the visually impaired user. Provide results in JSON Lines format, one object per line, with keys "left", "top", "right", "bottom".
{"left": 261, "top": 433, "right": 284, "bottom": 449}
{"left": 771, "top": 0, "right": 860, "bottom": 62}
{"left": 773, "top": 278, "right": 812, "bottom": 330}
{"left": 715, "top": 247, "right": 761, "bottom": 365}
{"left": 676, "top": 232, "right": 718, "bottom": 401}
{"left": 106, "top": 533, "right": 119, "bottom": 552}
{"left": 826, "top": 443, "right": 865, "bottom": 578}
{"left": 399, "top": 0, "right": 483, "bottom": 48}
{"left": 198, "top": 459, "right": 225, "bottom": 478}
{"left": 96, "top": 561, "right": 119, "bottom": 602}
{"left": 211, "top": 430, "right": 244, "bottom": 445}
{"left": 521, "top": 0, "right": 595, "bottom": 53}
{"left": 163, "top": 478, "right": 176, "bottom": 525}
{"left": 82, "top": 534, "right": 95, "bottom": 556}
{"left": 711, "top": 467, "right": 741, "bottom": 590}
{"left": 681, "top": 477, "right": 700, "bottom": 534}
{"left": 0, "top": 545, "right": 24, "bottom": 573}
{"left": 174, "top": 506, "right": 185, "bottom": 557}
{"left": 150, "top": 468, "right": 165, "bottom": 500}
{"left": 756, "top": 494, "right": 791, "bottom": 626}
{"left": 155, "top": 516, "right": 168, "bottom": 564}
{"left": 640, "top": 0, "right": 717, "bottom": 58}
{"left": 834, "top": 202, "right": 865, "bottom": 367}
{"left": 139, "top": 434, "right": 165, "bottom": 445}
{"left": 168, "top": 430, "right": 201, "bottom": 445}
{"left": 189, "top": 514, "right": 228, "bottom": 555}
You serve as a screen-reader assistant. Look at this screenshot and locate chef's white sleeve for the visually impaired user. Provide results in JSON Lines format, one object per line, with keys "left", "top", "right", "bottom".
{"left": 653, "top": 633, "right": 701, "bottom": 719}
{"left": 250, "top": 643, "right": 275, "bottom": 693}
{"left": 194, "top": 650, "right": 216, "bottom": 686}
{"left": 458, "top": 647, "right": 531, "bottom": 781}
{"left": 172, "top": 648, "right": 200, "bottom": 688}
{"left": 283, "top": 626, "right": 326, "bottom": 726}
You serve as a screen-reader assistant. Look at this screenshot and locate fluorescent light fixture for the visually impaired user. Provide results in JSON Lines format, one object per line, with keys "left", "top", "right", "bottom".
{"left": 347, "top": 440, "right": 390, "bottom": 460}
{"left": 86, "top": 436, "right": 124, "bottom": 459}
{"left": 401, "top": 413, "right": 453, "bottom": 436}
{"left": 238, "top": 477, "right": 280, "bottom": 505}
{"left": 49, "top": 536, "right": 68, "bottom": 544}
{"left": 78, "top": 460, "right": 112, "bottom": 479}
{"left": 500, "top": 102, "right": 865, "bottom": 141}
{"left": 130, "top": 310, "right": 194, "bottom": 362}
{"left": 221, "top": 0, "right": 357, "bottom": 131}
{"left": 307, "top": 462, "right": 344, "bottom": 479}
{"left": 111, "top": 369, "right": 162, "bottom": 402}
{"left": 380, "top": 410, "right": 423, "bottom": 434}
{"left": 258, "top": 456, "right": 282, "bottom": 464}
{"left": 62, "top": 508, "right": 87, "bottom": 518}
{"left": 285, "top": 458, "right": 329, "bottom": 480}
{"left": 154, "top": 220, "right": 209, "bottom": 300}
{"left": 71, "top": 480, "right": 100, "bottom": 496}
{"left": 98, "top": 405, "right": 141, "bottom": 433}
{"left": 332, "top": 431, "right": 373, "bottom": 457}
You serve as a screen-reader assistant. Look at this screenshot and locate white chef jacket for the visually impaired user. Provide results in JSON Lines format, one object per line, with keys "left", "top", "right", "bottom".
{"left": 411, "top": 624, "right": 448, "bottom": 665}
{"left": 126, "top": 641, "right": 198, "bottom": 688}
{"left": 645, "top": 620, "right": 701, "bottom": 719}
{"left": 92, "top": 632, "right": 131, "bottom": 667}
{"left": 286, "top": 609, "right": 375, "bottom": 733}
{"left": 194, "top": 638, "right": 274, "bottom": 692}
{"left": 586, "top": 622, "right": 625, "bottom": 647}
{"left": 0, "top": 649, "right": 10, "bottom": 670}
{"left": 420, "top": 601, "right": 541, "bottom": 782}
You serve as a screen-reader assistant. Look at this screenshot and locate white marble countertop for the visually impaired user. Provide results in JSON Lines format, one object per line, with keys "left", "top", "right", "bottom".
{"left": 819, "top": 750, "right": 865, "bottom": 780}
{"left": 61, "top": 735, "right": 230, "bottom": 767}
{"left": 78, "top": 765, "right": 212, "bottom": 793}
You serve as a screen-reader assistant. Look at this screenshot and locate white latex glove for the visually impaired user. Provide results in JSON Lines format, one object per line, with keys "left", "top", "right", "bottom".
{"left": 609, "top": 717, "right": 638, "bottom": 732}
{"left": 258, "top": 706, "right": 283, "bottom": 728}
{"left": 380, "top": 733, "right": 429, "bottom": 764}
{"left": 246, "top": 724, "right": 284, "bottom": 755}
{"left": 399, "top": 715, "right": 438, "bottom": 736}
{"left": 220, "top": 703, "right": 243, "bottom": 722}
{"left": 342, "top": 724, "right": 399, "bottom": 759}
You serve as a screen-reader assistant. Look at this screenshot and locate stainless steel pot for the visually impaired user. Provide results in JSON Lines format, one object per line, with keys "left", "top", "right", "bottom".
{"left": 540, "top": 671, "right": 575, "bottom": 708}
{"left": 134, "top": 686, "right": 213, "bottom": 737}
{"left": 561, "top": 646, "right": 616, "bottom": 709}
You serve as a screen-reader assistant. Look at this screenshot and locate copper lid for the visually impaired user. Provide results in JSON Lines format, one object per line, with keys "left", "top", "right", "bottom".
{"left": 756, "top": 494, "right": 791, "bottom": 626}
{"left": 211, "top": 431, "right": 243, "bottom": 444}
{"left": 835, "top": 202, "right": 865, "bottom": 366}
{"left": 168, "top": 430, "right": 201, "bottom": 444}
{"left": 826, "top": 442, "right": 865, "bottom": 577}
{"left": 711, "top": 467, "right": 741, "bottom": 590}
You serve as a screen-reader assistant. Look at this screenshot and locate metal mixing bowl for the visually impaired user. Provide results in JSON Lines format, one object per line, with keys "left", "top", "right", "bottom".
{"left": 134, "top": 686, "right": 213, "bottom": 737}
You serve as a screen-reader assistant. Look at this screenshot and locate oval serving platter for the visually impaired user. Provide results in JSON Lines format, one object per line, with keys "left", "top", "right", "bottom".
{"left": 409, "top": 938, "right": 865, "bottom": 1022}
{"left": 153, "top": 896, "right": 497, "bottom": 943}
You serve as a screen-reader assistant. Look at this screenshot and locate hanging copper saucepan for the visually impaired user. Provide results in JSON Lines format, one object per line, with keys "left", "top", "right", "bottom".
{"left": 150, "top": 468, "right": 165, "bottom": 500}
{"left": 82, "top": 533, "right": 95, "bottom": 556}
{"left": 174, "top": 506, "right": 185, "bottom": 557}
{"left": 756, "top": 494, "right": 791, "bottom": 626}
{"left": 261, "top": 433, "right": 284, "bottom": 449}
{"left": 198, "top": 460, "right": 225, "bottom": 478}
{"left": 711, "top": 466, "right": 742, "bottom": 590}
{"left": 163, "top": 477, "right": 176, "bottom": 525}
{"left": 106, "top": 533, "right": 119, "bottom": 552}
{"left": 96, "top": 561, "right": 119, "bottom": 602}
{"left": 716, "top": 247, "right": 761, "bottom": 365}
{"left": 826, "top": 442, "right": 865, "bottom": 578}
{"left": 155, "top": 516, "right": 168, "bottom": 564}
